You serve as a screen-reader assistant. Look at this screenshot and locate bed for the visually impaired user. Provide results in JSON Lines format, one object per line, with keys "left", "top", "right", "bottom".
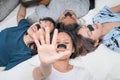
{"left": 0, "top": 0, "right": 120, "bottom": 80}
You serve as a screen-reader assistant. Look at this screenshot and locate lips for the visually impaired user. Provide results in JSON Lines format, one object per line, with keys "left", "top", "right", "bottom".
{"left": 65, "top": 12, "right": 72, "bottom": 17}
{"left": 94, "top": 23, "right": 98, "bottom": 29}
{"left": 30, "top": 26, "right": 36, "bottom": 32}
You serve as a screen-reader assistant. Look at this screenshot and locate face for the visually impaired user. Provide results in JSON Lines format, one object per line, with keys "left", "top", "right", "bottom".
{"left": 56, "top": 32, "right": 74, "bottom": 60}
{"left": 77, "top": 23, "right": 103, "bottom": 41}
{"left": 27, "top": 20, "right": 54, "bottom": 39}
{"left": 58, "top": 10, "right": 77, "bottom": 25}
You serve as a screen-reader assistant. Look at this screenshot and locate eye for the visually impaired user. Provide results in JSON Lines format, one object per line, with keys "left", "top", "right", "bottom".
{"left": 64, "top": 42, "right": 69, "bottom": 44}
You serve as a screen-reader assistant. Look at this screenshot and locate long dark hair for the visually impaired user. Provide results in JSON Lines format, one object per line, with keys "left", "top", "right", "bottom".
{"left": 57, "top": 28, "right": 83, "bottom": 59}
{"left": 56, "top": 22, "right": 97, "bottom": 56}
{"left": 76, "top": 26, "right": 98, "bottom": 55}
{"left": 80, "top": 36, "right": 97, "bottom": 55}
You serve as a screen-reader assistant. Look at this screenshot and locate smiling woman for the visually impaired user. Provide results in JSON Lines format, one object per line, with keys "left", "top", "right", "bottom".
{"left": 32, "top": 27, "right": 95, "bottom": 80}
{"left": 78, "top": 5, "right": 120, "bottom": 53}
{"left": 0, "top": 4, "right": 55, "bottom": 70}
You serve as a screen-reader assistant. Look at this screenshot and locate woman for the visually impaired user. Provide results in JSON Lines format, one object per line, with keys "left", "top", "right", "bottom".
{"left": 0, "top": 4, "right": 56, "bottom": 70}
{"left": 32, "top": 26, "right": 94, "bottom": 80}
{"left": 77, "top": 4, "right": 120, "bottom": 53}
{"left": 27, "top": 0, "right": 95, "bottom": 24}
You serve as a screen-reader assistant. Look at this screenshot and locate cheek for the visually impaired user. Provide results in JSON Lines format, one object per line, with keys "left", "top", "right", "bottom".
{"left": 67, "top": 44, "right": 74, "bottom": 52}
{"left": 92, "top": 31, "right": 101, "bottom": 40}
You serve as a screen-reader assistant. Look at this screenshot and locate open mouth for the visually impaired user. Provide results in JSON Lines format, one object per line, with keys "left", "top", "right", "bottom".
{"left": 65, "top": 12, "right": 72, "bottom": 17}
{"left": 35, "top": 24, "right": 41, "bottom": 30}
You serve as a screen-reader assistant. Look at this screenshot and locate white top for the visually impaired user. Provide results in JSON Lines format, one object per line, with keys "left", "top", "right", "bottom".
{"left": 27, "top": 0, "right": 90, "bottom": 23}
{"left": 36, "top": 0, "right": 90, "bottom": 21}
{"left": 45, "top": 62, "right": 94, "bottom": 80}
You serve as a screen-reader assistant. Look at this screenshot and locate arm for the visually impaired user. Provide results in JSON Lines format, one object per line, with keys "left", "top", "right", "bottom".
{"left": 33, "top": 64, "right": 52, "bottom": 80}
{"left": 17, "top": 4, "right": 26, "bottom": 23}
{"left": 39, "top": 0, "right": 50, "bottom": 5}
{"left": 32, "top": 27, "right": 70, "bottom": 80}
{"left": 110, "top": 4, "right": 120, "bottom": 13}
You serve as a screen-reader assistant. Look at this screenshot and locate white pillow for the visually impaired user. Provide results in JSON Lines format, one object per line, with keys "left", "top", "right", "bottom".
{"left": 0, "top": 0, "right": 19, "bottom": 21}
{"left": 79, "top": 44, "right": 120, "bottom": 80}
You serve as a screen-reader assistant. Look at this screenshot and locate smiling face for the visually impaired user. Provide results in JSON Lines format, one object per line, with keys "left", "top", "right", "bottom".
{"left": 77, "top": 23, "right": 103, "bottom": 41}
{"left": 58, "top": 10, "right": 77, "bottom": 25}
{"left": 27, "top": 19, "right": 54, "bottom": 39}
{"left": 56, "top": 32, "right": 74, "bottom": 60}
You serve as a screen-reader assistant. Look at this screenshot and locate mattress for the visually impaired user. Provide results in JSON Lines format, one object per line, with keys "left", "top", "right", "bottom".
{"left": 0, "top": 0, "right": 120, "bottom": 80}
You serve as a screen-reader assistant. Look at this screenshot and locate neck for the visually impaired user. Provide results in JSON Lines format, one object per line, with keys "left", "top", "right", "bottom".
{"left": 23, "top": 34, "right": 33, "bottom": 47}
{"left": 102, "top": 22, "right": 120, "bottom": 36}
{"left": 53, "top": 60, "right": 73, "bottom": 73}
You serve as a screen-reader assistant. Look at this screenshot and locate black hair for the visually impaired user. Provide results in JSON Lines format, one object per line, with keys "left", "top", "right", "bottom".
{"left": 76, "top": 26, "right": 98, "bottom": 55}
{"left": 56, "top": 22, "right": 97, "bottom": 55}
{"left": 57, "top": 29, "right": 82, "bottom": 59}
{"left": 56, "top": 22, "right": 79, "bottom": 32}
{"left": 55, "top": 22, "right": 86, "bottom": 58}
{"left": 79, "top": 35, "right": 98, "bottom": 55}
{"left": 40, "top": 17, "right": 56, "bottom": 28}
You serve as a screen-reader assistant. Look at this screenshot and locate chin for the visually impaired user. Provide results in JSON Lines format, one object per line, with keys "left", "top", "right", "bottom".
{"left": 58, "top": 57, "right": 69, "bottom": 61}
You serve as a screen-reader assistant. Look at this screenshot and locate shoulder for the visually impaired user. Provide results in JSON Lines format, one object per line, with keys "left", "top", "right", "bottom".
{"left": 18, "top": 19, "right": 30, "bottom": 27}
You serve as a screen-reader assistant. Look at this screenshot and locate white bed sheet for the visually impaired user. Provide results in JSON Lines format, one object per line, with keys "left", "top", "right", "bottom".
{"left": 0, "top": 0, "right": 120, "bottom": 80}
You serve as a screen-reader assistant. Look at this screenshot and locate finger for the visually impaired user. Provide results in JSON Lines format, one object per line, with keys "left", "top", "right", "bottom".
{"left": 39, "top": 29, "right": 45, "bottom": 45}
{"left": 33, "top": 35, "right": 41, "bottom": 48}
{"left": 45, "top": 27, "right": 50, "bottom": 44}
{"left": 55, "top": 50, "right": 71, "bottom": 60}
{"left": 52, "top": 29, "right": 58, "bottom": 45}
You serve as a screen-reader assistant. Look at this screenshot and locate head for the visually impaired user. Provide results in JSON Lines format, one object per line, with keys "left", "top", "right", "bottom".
{"left": 27, "top": 17, "right": 56, "bottom": 38}
{"left": 56, "top": 29, "right": 82, "bottom": 59}
{"left": 56, "top": 22, "right": 80, "bottom": 35}
{"left": 77, "top": 23, "right": 103, "bottom": 47}
{"left": 27, "top": 17, "right": 56, "bottom": 56}
{"left": 58, "top": 10, "right": 77, "bottom": 26}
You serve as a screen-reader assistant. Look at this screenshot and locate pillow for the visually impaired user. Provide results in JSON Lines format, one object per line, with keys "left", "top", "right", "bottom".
{"left": 79, "top": 44, "right": 120, "bottom": 80}
{"left": 0, "top": 0, "right": 19, "bottom": 22}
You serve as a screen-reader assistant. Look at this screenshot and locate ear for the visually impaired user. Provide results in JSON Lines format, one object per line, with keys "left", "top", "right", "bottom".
{"left": 94, "top": 40, "right": 99, "bottom": 47}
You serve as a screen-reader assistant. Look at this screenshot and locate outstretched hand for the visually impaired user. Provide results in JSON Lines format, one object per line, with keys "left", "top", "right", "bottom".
{"left": 33, "top": 27, "right": 70, "bottom": 65}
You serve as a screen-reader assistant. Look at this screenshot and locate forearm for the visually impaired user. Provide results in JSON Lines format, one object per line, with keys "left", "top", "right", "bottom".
{"left": 40, "top": 63, "right": 52, "bottom": 77}
{"left": 33, "top": 64, "right": 52, "bottom": 80}
{"left": 39, "top": 0, "right": 50, "bottom": 5}
{"left": 17, "top": 4, "right": 26, "bottom": 23}
{"left": 111, "top": 4, "right": 120, "bottom": 13}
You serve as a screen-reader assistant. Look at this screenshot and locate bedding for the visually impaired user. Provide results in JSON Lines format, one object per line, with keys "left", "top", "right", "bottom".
{"left": 0, "top": 0, "right": 120, "bottom": 80}
{"left": 0, "top": 0, "right": 19, "bottom": 22}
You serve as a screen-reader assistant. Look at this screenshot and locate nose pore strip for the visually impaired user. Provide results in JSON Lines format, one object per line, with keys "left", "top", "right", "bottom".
{"left": 87, "top": 25, "right": 94, "bottom": 31}
{"left": 65, "top": 12, "right": 72, "bottom": 17}
{"left": 57, "top": 44, "right": 67, "bottom": 49}
{"left": 35, "top": 24, "right": 41, "bottom": 30}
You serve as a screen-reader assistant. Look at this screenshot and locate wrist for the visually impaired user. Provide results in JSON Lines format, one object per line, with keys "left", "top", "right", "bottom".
{"left": 40, "top": 64, "right": 52, "bottom": 77}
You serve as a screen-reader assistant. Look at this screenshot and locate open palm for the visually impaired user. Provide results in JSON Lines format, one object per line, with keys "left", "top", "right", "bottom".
{"left": 33, "top": 27, "right": 70, "bottom": 65}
